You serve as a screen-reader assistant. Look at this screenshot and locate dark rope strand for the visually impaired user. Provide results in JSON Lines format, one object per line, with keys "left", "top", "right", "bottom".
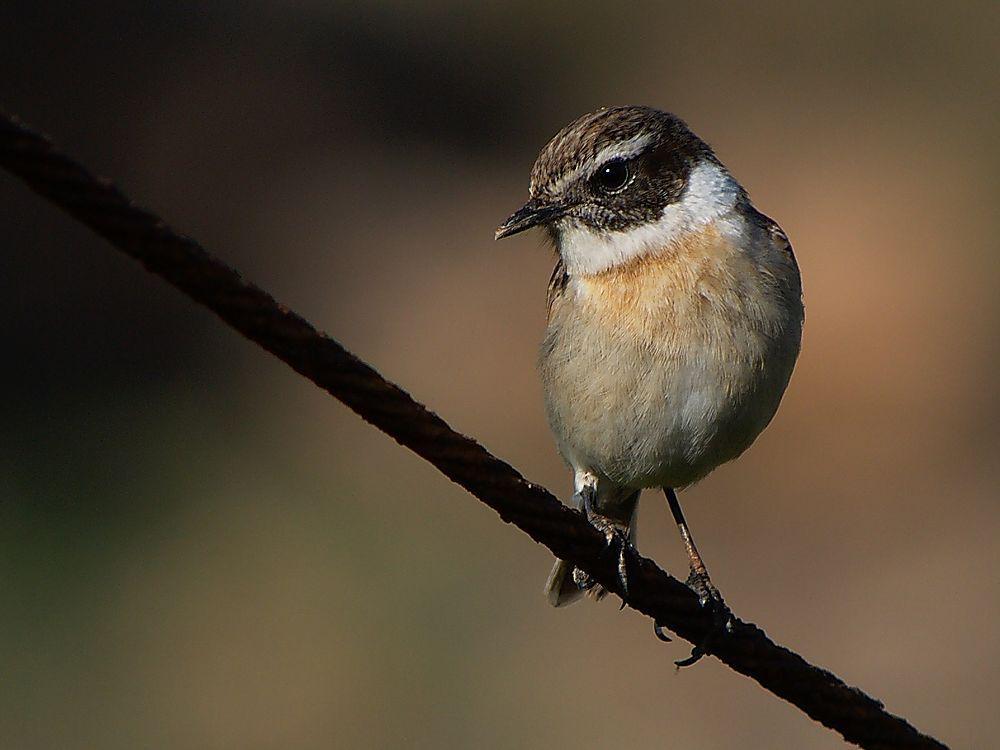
{"left": 0, "top": 112, "right": 948, "bottom": 750}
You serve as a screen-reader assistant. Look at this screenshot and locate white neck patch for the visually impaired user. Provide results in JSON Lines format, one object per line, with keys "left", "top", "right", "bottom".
{"left": 556, "top": 161, "right": 743, "bottom": 276}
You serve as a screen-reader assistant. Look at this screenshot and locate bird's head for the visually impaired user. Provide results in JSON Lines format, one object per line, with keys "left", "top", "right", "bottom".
{"left": 496, "top": 106, "right": 744, "bottom": 276}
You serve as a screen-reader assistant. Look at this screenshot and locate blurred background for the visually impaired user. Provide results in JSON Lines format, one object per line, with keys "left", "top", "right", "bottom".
{"left": 1, "top": 2, "right": 997, "bottom": 748}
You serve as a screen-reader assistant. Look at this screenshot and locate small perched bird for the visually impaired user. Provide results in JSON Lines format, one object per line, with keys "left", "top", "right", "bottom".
{"left": 496, "top": 106, "right": 803, "bottom": 661}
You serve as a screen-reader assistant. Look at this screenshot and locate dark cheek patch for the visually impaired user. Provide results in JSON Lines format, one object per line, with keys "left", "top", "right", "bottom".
{"left": 577, "top": 158, "right": 690, "bottom": 233}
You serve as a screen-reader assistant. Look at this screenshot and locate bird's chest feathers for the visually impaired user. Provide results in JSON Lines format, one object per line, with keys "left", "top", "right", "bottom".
{"left": 555, "top": 225, "right": 772, "bottom": 356}
{"left": 540, "top": 221, "right": 801, "bottom": 487}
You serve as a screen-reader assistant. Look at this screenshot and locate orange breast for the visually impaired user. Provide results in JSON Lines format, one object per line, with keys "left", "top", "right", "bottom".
{"left": 561, "top": 224, "right": 762, "bottom": 344}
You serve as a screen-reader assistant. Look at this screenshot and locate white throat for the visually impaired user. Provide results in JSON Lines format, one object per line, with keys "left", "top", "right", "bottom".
{"left": 556, "top": 161, "right": 743, "bottom": 276}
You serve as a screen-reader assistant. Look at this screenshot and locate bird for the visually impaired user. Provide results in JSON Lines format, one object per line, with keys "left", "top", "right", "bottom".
{"left": 495, "top": 106, "right": 803, "bottom": 663}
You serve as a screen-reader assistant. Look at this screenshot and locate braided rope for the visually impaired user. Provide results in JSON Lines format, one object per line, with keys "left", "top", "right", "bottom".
{"left": 0, "top": 112, "right": 948, "bottom": 750}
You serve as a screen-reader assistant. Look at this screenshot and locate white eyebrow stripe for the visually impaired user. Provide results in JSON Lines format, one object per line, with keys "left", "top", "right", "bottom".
{"left": 549, "top": 132, "right": 655, "bottom": 193}
{"left": 590, "top": 133, "right": 655, "bottom": 172}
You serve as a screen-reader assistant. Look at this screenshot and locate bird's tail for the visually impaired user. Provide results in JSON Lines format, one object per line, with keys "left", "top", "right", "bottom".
{"left": 544, "top": 490, "right": 640, "bottom": 607}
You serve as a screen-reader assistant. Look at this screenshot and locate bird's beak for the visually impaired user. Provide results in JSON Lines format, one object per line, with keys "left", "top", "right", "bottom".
{"left": 495, "top": 199, "right": 565, "bottom": 240}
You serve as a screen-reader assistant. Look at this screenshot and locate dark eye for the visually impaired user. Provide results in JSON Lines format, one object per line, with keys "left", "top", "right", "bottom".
{"left": 593, "top": 158, "right": 630, "bottom": 192}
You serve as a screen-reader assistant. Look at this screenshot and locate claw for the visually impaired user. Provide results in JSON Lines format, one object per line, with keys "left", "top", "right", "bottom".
{"left": 653, "top": 622, "right": 672, "bottom": 642}
{"left": 602, "top": 525, "right": 630, "bottom": 598}
{"left": 674, "top": 646, "right": 706, "bottom": 668}
{"left": 673, "top": 573, "right": 732, "bottom": 668}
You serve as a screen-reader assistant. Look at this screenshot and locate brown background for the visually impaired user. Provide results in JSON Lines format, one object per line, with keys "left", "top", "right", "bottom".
{"left": 1, "top": 2, "right": 997, "bottom": 748}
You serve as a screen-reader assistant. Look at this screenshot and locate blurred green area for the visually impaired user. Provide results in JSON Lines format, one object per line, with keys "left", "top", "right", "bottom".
{"left": 1, "top": 2, "right": 998, "bottom": 748}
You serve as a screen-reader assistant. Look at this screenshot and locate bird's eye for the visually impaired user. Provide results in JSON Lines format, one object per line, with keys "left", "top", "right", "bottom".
{"left": 593, "top": 158, "right": 631, "bottom": 192}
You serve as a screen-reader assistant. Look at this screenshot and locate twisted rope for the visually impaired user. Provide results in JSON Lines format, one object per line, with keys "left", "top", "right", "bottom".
{"left": 0, "top": 112, "right": 948, "bottom": 750}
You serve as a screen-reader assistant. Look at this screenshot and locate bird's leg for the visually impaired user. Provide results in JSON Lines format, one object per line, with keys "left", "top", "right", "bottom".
{"left": 570, "top": 479, "right": 599, "bottom": 592}
{"left": 658, "top": 487, "right": 733, "bottom": 667}
{"left": 570, "top": 477, "right": 631, "bottom": 598}
{"left": 665, "top": 487, "right": 720, "bottom": 605}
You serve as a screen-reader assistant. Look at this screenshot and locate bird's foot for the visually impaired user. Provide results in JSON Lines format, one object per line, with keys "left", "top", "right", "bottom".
{"left": 570, "top": 486, "right": 631, "bottom": 599}
{"left": 592, "top": 517, "right": 631, "bottom": 598}
{"left": 672, "top": 569, "right": 733, "bottom": 668}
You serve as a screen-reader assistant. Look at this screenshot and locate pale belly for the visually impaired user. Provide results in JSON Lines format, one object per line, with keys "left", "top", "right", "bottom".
{"left": 540, "top": 326, "right": 797, "bottom": 489}
{"left": 539, "top": 248, "right": 802, "bottom": 490}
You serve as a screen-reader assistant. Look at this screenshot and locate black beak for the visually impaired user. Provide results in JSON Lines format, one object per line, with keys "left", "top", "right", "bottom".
{"left": 494, "top": 199, "right": 565, "bottom": 240}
